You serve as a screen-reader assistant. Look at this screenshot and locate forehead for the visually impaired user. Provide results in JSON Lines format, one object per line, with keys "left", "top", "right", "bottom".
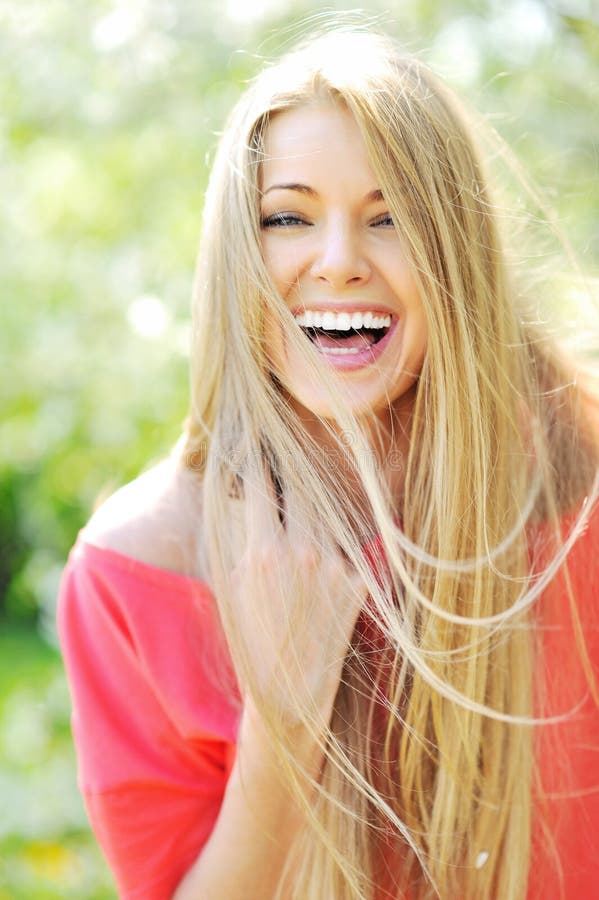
{"left": 260, "top": 101, "right": 377, "bottom": 192}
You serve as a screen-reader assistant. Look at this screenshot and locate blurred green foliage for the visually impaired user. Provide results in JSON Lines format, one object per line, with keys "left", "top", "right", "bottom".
{"left": 0, "top": 625, "right": 115, "bottom": 896}
{"left": 2, "top": 0, "right": 598, "bottom": 628}
{"left": 0, "top": 0, "right": 597, "bottom": 894}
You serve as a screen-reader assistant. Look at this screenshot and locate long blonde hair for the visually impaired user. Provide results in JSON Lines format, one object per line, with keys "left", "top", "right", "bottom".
{"left": 179, "top": 27, "right": 599, "bottom": 899}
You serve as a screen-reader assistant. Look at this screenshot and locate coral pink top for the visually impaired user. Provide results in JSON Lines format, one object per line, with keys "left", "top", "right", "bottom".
{"left": 58, "top": 509, "right": 599, "bottom": 899}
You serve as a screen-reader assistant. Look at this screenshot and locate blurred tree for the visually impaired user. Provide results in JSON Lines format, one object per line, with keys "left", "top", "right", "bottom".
{"left": 1, "top": 1, "right": 597, "bottom": 894}
{"left": 0, "top": 0, "right": 597, "bottom": 626}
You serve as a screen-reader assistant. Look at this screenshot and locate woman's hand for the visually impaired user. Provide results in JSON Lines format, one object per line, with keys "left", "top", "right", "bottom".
{"left": 231, "top": 473, "right": 367, "bottom": 736}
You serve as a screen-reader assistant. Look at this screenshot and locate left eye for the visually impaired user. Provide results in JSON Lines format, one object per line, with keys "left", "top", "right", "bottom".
{"left": 370, "top": 213, "right": 395, "bottom": 228}
{"left": 261, "top": 212, "right": 309, "bottom": 228}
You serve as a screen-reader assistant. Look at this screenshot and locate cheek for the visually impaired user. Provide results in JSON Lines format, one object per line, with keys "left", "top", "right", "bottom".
{"left": 409, "top": 316, "right": 428, "bottom": 374}
{"left": 262, "top": 304, "right": 286, "bottom": 372}
{"left": 262, "top": 301, "right": 275, "bottom": 344}
{"left": 411, "top": 309, "right": 428, "bottom": 355}
{"left": 261, "top": 239, "right": 303, "bottom": 297}
{"left": 261, "top": 239, "right": 283, "bottom": 292}
{"left": 391, "top": 270, "right": 428, "bottom": 366}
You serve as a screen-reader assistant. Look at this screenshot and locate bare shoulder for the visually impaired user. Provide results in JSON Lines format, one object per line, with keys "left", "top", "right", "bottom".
{"left": 82, "top": 454, "right": 206, "bottom": 579}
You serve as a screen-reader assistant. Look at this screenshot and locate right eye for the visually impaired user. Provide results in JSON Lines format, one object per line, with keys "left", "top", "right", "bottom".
{"left": 260, "top": 212, "right": 310, "bottom": 228}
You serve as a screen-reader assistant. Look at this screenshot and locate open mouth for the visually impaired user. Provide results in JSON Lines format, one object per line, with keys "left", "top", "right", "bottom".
{"left": 294, "top": 311, "right": 392, "bottom": 356}
{"left": 302, "top": 325, "right": 389, "bottom": 354}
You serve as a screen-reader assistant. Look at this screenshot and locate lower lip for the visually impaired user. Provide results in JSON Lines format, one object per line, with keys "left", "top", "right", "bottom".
{"left": 309, "top": 319, "right": 398, "bottom": 371}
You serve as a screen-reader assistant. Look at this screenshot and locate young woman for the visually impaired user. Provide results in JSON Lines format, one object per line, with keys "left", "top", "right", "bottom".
{"left": 58, "top": 28, "right": 599, "bottom": 900}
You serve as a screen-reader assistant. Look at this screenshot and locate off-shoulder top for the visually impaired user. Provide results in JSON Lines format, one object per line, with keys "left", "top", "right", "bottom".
{"left": 58, "top": 507, "right": 599, "bottom": 899}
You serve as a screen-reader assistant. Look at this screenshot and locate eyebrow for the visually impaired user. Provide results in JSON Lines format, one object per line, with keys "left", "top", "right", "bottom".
{"left": 262, "top": 183, "right": 384, "bottom": 204}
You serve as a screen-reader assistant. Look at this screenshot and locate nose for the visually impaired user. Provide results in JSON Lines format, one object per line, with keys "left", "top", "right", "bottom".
{"left": 310, "top": 221, "right": 370, "bottom": 288}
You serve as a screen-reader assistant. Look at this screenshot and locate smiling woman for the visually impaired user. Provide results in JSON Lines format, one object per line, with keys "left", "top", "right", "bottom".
{"left": 58, "top": 26, "right": 599, "bottom": 900}
{"left": 261, "top": 101, "right": 427, "bottom": 423}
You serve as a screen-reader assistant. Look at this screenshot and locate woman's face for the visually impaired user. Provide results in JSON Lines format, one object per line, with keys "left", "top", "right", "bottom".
{"left": 260, "top": 100, "right": 427, "bottom": 422}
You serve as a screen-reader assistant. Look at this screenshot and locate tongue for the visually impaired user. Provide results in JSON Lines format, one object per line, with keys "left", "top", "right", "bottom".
{"left": 313, "top": 330, "right": 376, "bottom": 351}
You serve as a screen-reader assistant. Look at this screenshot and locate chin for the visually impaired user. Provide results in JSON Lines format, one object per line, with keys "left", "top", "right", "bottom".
{"left": 280, "top": 376, "right": 419, "bottom": 425}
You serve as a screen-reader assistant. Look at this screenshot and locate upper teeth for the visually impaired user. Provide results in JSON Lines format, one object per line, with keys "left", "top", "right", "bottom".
{"left": 293, "top": 311, "right": 391, "bottom": 330}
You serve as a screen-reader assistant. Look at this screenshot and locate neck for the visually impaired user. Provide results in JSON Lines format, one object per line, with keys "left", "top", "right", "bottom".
{"left": 285, "top": 386, "right": 417, "bottom": 515}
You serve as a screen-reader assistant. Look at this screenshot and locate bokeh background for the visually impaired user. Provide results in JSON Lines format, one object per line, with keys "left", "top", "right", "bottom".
{"left": 1, "top": 0, "right": 597, "bottom": 895}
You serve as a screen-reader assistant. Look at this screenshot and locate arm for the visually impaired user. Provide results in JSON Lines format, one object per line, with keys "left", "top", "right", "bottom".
{"left": 57, "top": 539, "right": 240, "bottom": 900}
{"left": 174, "top": 483, "right": 366, "bottom": 899}
{"left": 60, "top": 475, "right": 364, "bottom": 899}
{"left": 173, "top": 702, "right": 318, "bottom": 900}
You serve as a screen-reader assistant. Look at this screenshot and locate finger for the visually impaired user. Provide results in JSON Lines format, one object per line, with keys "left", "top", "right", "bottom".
{"left": 280, "top": 483, "right": 315, "bottom": 551}
{"left": 242, "top": 456, "right": 285, "bottom": 549}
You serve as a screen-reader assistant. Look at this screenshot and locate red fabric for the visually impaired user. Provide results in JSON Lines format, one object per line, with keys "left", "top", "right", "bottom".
{"left": 57, "top": 538, "right": 241, "bottom": 899}
{"left": 58, "top": 507, "right": 599, "bottom": 899}
{"left": 528, "top": 506, "right": 599, "bottom": 899}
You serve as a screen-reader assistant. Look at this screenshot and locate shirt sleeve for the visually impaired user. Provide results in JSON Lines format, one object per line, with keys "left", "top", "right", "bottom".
{"left": 530, "top": 501, "right": 599, "bottom": 897}
{"left": 57, "top": 539, "right": 241, "bottom": 900}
